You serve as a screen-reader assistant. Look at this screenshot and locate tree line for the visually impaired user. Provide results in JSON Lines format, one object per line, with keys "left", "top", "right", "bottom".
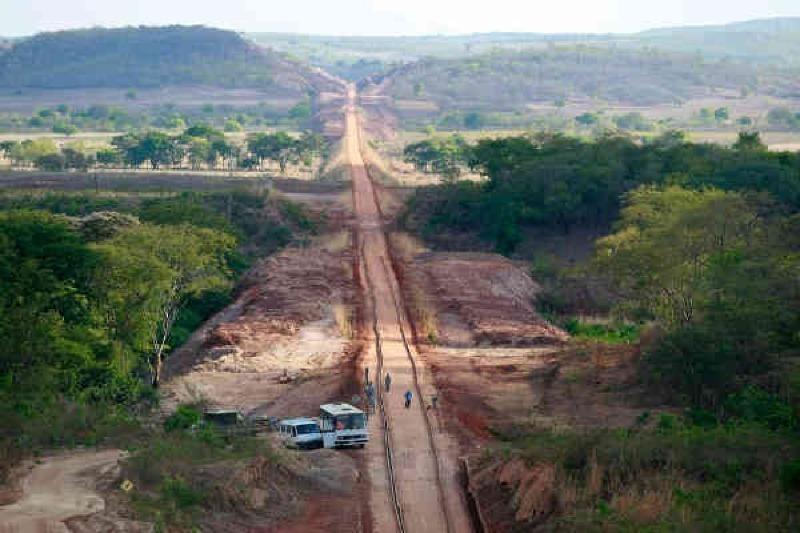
{"left": 0, "top": 126, "right": 327, "bottom": 173}
{"left": 404, "top": 129, "right": 800, "bottom": 427}
{"left": 405, "top": 130, "right": 800, "bottom": 253}
{"left": 0, "top": 190, "right": 315, "bottom": 468}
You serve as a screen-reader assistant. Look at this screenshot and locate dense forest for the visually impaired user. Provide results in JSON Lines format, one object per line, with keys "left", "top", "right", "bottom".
{"left": 0, "top": 26, "right": 314, "bottom": 92}
{"left": 404, "top": 131, "right": 800, "bottom": 252}
{"left": 0, "top": 189, "right": 315, "bottom": 480}
{"left": 404, "top": 131, "right": 800, "bottom": 528}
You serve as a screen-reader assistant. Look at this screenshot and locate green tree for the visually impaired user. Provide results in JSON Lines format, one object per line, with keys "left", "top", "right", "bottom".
{"left": 0, "top": 211, "right": 99, "bottom": 389}
{"left": 35, "top": 153, "right": 66, "bottom": 171}
{"left": 63, "top": 148, "right": 92, "bottom": 171}
{"left": 288, "top": 101, "right": 312, "bottom": 121}
{"left": 0, "top": 141, "right": 17, "bottom": 161}
{"left": 593, "top": 186, "right": 760, "bottom": 325}
{"left": 113, "top": 132, "right": 180, "bottom": 170}
{"left": 575, "top": 112, "right": 599, "bottom": 126}
{"left": 186, "top": 138, "right": 211, "bottom": 170}
{"left": 732, "top": 131, "right": 767, "bottom": 152}
{"left": 463, "top": 112, "right": 485, "bottom": 130}
{"left": 52, "top": 122, "right": 78, "bottom": 136}
{"left": 11, "top": 139, "right": 58, "bottom": 167}
{"left": 223, "top": 119, "right": 243, "bottom": 133}
{"left": 246, "top": 131, "right": 298, "bottom": 173}
{"left": 403, "top": 135, "right": 470, "bottom": 181}
{"left": 96, "top": 148, "right": 122, "bottom": 167}
{"left": 99, "top": 224, "right": 235, "bottom": 386}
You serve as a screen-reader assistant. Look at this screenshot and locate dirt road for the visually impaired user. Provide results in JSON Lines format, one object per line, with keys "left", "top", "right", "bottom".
{"left": 0, "top": 449, "right": 122, "bottom": 533}
{"left": 345, "top": 86, "right": 472, "bottom": 533}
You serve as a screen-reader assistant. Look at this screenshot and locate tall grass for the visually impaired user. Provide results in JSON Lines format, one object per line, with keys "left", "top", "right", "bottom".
{"left": 497, "top": 417, "right": 800, "bottom": 531}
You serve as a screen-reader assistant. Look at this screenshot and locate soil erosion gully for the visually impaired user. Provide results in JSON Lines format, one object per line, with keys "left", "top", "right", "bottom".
{"left": 345, "top": 87, "right": 472, "bottom": 533}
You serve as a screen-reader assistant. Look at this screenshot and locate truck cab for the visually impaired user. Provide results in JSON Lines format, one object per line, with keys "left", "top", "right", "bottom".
{"left": 319, "top": 403, "right": 368, "bottom": 448}
{"left": 277, "top": 417, "right": 323, "bottom": 449}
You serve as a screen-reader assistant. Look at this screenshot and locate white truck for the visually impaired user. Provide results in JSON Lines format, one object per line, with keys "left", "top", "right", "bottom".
{"left": 319, "top": 403, "right": 368, "bottom": 448}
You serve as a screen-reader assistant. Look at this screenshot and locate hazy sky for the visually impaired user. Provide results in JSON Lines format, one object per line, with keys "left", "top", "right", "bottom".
{"left": 2, "top": 0, "right": 800, "bottom": 37}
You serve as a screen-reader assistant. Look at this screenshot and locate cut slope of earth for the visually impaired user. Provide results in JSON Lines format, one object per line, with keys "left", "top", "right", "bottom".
{"left": 164, "top": 240, "right": 359, "bottom": 418}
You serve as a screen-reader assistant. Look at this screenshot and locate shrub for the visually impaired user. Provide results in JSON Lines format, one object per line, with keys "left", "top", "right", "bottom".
{"left": 780, "top": 459, "right": 800, "bottom": 493}
{"left": 563, "top": 318, "right": 640, "bottom": 344}
{"left": 164, "top": 404, "right": 201, "bottom": 432}
{"left": 160, "top": 475, "right": 204, "bottom": 509}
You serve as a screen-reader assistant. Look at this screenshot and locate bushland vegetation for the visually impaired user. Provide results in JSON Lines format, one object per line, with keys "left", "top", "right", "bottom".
{"left": 0, "top": 125, "right": 327, "bottom": 174}
{"left": 405, "top": 130, "right": 800, "bottom": 528}
{"left": 0, "top": 98, "right": 315, "bottom": 134}
{"left": 388, "top": 47, "right": 771, "bottom": 109}
{"left": 404, "top": 131, "right": 799, "bottom": 253}
{"left": 0, "top": 189, "right": 315, "bottom": 481}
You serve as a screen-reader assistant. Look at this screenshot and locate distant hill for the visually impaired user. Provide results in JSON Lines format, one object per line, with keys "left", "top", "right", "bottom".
{"left": 249, "top": 17, "right": 800, "bottom": 81}
{"left": 635, "top": 17, "right": 800, "bottom": 65}
{"left": 378, "top": 47, "right": 773, "bottom": 109}
{"left": 0, "top": 26, "right": 336, "bottom": 94}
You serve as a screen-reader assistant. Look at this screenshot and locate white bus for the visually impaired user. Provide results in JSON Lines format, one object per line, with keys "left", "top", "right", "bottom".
{"left": 319, "top": 403, "right": 368, "bottom": 448}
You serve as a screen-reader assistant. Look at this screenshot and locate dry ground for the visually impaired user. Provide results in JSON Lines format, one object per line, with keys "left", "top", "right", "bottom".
{"left": 384, "top": 217, "right": 650, "bottom": 532}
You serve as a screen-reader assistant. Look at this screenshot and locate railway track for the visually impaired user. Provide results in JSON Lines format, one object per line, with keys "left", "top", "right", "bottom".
{"left": 361, "top": 240, "right": 407, "bottom": 533}
{"left": 353, "top": 104, "right": 455, "bottom": 532}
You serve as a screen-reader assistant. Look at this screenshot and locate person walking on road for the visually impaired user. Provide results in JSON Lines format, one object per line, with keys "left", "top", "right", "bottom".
{"left": 365, "top": 382, "right": 376, "bottom": 414}
{"left": 384, "top": 372, "right": 392, "bottom": 393}
{"left": 404, "top": 389, "right": 413, "bottom": 409}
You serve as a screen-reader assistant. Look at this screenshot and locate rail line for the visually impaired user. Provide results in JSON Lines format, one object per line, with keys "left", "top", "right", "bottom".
{"left": 353, "top": 102, "right": 455, "bottom": 532}
{"left": 361, "top": 239, "right": 406, "bottom": 533}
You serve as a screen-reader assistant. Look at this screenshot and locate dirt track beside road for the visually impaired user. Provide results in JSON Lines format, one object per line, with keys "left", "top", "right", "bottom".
{"left": 0, "top": 449, "right": 132, "bottom": 533}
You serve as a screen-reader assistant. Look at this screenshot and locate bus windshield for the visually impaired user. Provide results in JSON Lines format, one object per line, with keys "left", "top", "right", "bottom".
{"left": 335, "top": 413, "right": 366, "bottom": 430}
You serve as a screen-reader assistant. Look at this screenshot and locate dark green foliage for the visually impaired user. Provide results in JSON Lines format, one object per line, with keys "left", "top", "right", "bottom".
{"left": 0, "top": 193, "right": 123, "bottom": 216}
{"left": 563, "top": 319, "right": 640, "bottom": 344}
{"left": 403, "top": 135, "right": 471, "bottom": 180}
{"left": 113, "top": 131, "right": 182, "bottom": 169}
{"left": 767, "top": 107, "right": 800, "bottom": 130}
{"left": 159, "top": 476, "right": 204, "bottom": 509}
{"left": 405, "top": 132, "right": 800, "bottom": 254}
{"left": 781, "top": 459, "right": 800, "bottom": 492}
{"left": 644, "top": 323, "right": 775, "bottom": 410}
{"left": 170, "top": 289, "right": 232, "bottom": 348}
{"left": 164, "top": 405, "right": 202, "bottom": 432}
{"left": 575, "top": 112, "right": 599, "bottom": 126}
{"left": 0, "top": 26, "right": 308, "bottom": 91}
{"left": 613, "top": 112, "right": 653, "bottom": 131}
{"left": 245, "top": 131, "right": 324, "bottom": 173}
{"left": 35, "top": 152, "right": 66, "bottom": 171}
{"left": 724, "top": 387, "right": 797, "bottom": 431}
{"left": 139, "top": 194, "right": 234, "bottom": 235}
